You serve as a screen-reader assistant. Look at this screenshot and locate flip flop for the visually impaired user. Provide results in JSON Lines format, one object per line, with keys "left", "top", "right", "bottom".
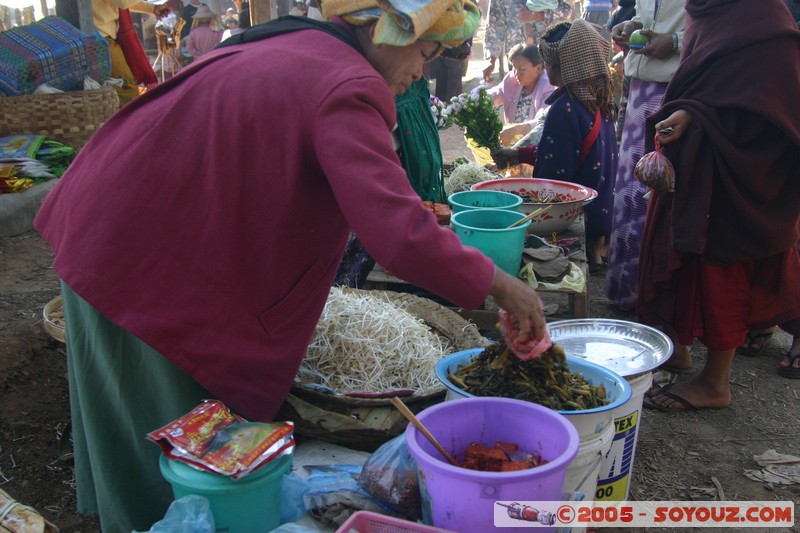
{"left": 588, "top": 261, "right": 606, "bottom": 274}
{"left": 657, "top": 363, "right": 692, "bottom": 375}
{"left": 777, "top": 353, "right": 800, "bottom": 379}
{"left": 643, "top": 383, "right": 697, "bottom": 412}
{"left": 737, "top": 330, "right": 775, "bottom": 357}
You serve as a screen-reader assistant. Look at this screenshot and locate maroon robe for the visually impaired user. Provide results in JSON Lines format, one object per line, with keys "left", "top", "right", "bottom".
{"left": 637, "top": 0, "right": 800, "bottom": 345}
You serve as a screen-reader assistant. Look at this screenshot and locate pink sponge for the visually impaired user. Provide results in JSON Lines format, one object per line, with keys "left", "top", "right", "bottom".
{"left": 498, "top": 309, "right": 552, "bottom": 360}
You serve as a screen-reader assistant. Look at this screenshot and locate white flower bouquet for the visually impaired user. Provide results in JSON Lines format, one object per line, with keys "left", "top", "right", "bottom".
{"left": 446, "top": 87, "right": 503, "bottom": 152}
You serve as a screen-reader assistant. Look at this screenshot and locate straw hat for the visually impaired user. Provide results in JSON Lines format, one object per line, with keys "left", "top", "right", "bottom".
{"left": 192, "top": 5, "right": 216, "bottom": 19}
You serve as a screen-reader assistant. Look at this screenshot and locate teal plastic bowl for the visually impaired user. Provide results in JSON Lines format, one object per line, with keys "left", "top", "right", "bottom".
{"left": 447, "top": 189, "right": 523, "bottom": 213}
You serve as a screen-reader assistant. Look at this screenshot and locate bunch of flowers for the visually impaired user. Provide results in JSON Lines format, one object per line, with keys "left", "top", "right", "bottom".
{"left": 429, "top": 95, "right": 452, "bottom": 130}
{"left": 446, "top": 87, "right": 503, "bottom": 152}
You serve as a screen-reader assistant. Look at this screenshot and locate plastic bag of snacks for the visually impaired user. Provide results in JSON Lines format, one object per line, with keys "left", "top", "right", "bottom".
{"left": 147, "top": 399, "right": 294, "bottom": 479}
{"left": 634, "top": 138, "right": 675, "bottom": 192}
{"left": 359, "top": 435, "right": 421, "bottom": 520}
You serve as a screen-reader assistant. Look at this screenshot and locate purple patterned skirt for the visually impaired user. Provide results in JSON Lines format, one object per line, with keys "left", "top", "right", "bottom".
{"left": 605, "top": 78, "right": 668, "bottom": 311}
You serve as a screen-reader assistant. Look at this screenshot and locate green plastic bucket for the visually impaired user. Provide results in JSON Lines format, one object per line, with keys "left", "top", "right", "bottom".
{"left": 447, "top": 190, "right": 523, "bottom": 213}
{"left": 451, "top": 208, "right": 530, "bottom": 275}
{"left": 159, "top": 453, "right": 292, "bottom": 533}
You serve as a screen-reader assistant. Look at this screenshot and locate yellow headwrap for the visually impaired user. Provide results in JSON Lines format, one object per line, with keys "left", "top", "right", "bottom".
{"left": 320, "top": 0, "right": 480, "bottom": 47}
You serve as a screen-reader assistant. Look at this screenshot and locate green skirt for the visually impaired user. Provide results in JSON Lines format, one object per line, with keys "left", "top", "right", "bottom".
{"left": 61, "top": 282, "right": 212, "bottom": 533}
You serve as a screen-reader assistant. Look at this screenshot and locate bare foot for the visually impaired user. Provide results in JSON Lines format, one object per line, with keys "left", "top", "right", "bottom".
{"left": 778, "top": 351, "right": 800, "bottom": 379}
{"left": 644, "top": 380, "right": 731, "bottom": 411}
{"left": 738, "top": 326, "right": 778, "bottom": 355}
{"left": 659, "top": 344, "right": 692, "bottom": 372}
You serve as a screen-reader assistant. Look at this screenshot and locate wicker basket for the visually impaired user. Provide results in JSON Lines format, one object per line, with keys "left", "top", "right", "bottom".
{"left": 0, "top": 86, "right": 119, "bottom": 150}
{"left": 43, "top": 295, "right": 66, "bottom": 344}
{"left": 277, "top": 289, "right": 489, "bottom": 452}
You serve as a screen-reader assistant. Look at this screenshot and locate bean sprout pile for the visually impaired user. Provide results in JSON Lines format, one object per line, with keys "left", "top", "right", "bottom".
{"left": 298, "top": 287, "right": 450, "bottom": 395}
{"left": 444, "top": 161, "right": 500, "bottom": 197}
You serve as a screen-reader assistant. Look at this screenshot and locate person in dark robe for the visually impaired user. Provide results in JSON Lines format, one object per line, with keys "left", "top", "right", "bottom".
{"left": 640, "top": 0, "right": 800, "bottom": 410}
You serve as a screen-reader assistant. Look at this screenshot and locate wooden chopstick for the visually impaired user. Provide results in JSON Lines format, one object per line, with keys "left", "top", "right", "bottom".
{"left": 390, "top": 397, "right": 460, "bottom": 466}
{"left": 507, "top": 204, "right": 554, "bottom": 228}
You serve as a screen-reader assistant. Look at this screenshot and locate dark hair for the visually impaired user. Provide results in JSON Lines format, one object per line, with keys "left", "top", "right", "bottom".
{"left": 508, "top": 43, "right": 542, "bottom": 66}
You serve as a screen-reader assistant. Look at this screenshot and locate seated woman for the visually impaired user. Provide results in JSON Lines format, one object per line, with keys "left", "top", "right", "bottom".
{"left": 492, "top": 20, "right": 617, "bottom": 270}
{"left": 469, "top": 43, "right": 555, "bottom": 170}
{"left": 490, "top": 43, "right": 556, "bottom": 146}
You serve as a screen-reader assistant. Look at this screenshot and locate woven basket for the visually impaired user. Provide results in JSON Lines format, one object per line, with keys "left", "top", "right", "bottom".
{"left": 43, "top": 295, "right": 66, "bottom": 344}
{"left": 0, "top": 86, "right": 119, "bottom": 150}
{"left": 0, "top": 488, "right": 59, "bottom": 533}
{"left": 277, "top": 289, "right": 489, "bottom": 452}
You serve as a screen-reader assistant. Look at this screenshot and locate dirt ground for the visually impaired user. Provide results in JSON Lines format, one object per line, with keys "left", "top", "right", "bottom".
{"left": 1, "top": 80, "right": 798, "bottom": 532}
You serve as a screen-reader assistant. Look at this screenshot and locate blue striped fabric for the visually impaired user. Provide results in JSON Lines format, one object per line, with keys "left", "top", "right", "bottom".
{"left": 583, "top": 0, "right": 612, "bottom": 9}
{"left": 0, "top": 16, "right": 111, "bottom": 96}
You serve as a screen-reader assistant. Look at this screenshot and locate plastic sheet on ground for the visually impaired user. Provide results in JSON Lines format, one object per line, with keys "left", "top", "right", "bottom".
{"left": 743, "top": 450, "right": 800, "bottom": 485}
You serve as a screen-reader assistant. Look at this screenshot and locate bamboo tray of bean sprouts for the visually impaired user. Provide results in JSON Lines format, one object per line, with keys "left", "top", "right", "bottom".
{"left": 295, "top": 287, "right": 487, "bottom": 398}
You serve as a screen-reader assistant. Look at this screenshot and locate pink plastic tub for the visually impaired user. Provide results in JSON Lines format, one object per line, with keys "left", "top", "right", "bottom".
{"left": 336, "top": 510, "right": 456, "bottom": 532}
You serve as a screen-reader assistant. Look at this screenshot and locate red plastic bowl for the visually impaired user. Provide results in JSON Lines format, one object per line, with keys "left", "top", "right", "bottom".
{"left": 471, "top": 178, "right": 597, "bottom": 235}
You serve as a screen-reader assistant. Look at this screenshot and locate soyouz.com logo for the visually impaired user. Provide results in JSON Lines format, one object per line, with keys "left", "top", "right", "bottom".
{"left": 493, "top": 501, "right": 794, "bottom": 528}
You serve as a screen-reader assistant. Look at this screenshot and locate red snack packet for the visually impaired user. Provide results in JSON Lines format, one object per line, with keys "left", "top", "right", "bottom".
{"left": 147, "top": 399, "right": 294, "bottom": 479}
{"left": 633, "top": 138, "right": 676, "bottom": 192}
{"left": 498, "top": 309, "right": 552, "bottom": 360}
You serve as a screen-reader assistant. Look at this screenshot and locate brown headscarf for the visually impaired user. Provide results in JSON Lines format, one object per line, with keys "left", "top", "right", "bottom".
{"left": 647, "top": 0, "right": 800, "bottom": 264}
{"left": 538, "top": 19, "right": 614, "bottom": 119}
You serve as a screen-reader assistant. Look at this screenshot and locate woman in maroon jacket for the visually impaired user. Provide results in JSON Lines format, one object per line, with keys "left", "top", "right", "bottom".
{"left": 33, "top": 1, "right": 549, "bottom": 530}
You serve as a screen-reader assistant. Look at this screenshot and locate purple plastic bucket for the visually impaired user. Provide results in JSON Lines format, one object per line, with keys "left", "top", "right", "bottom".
{"left": 405, "top": 397, "right": 579, "bottom": 532}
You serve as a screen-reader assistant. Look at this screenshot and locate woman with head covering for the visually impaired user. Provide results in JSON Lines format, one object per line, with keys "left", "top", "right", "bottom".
{"left": 493, "top": 19, "right": 617, "bottom": 270}
{"left": 640, "top": 0, "right": 800, "bottom": 410}
{"left": 184, "top": 4, "right": 222, "bottom": 59}
{"left": 33, "top": 0, "right": 549, "bottom": 530}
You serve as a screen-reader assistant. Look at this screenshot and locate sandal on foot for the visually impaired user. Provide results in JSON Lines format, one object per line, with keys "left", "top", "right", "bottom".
{"left": 588, "top": 261, "right": 606, "bottom": 274}
{"left": 657, "top": 363, "right": 692, "bottom": 375}
{"left": 643, "top": 384, "right": 697, "bottom": 412}
{"left": 737, "top": 330, "right": 775, "bottom": 357}
{"left": 777, "top": 353, "right": 800, "bottom": 379}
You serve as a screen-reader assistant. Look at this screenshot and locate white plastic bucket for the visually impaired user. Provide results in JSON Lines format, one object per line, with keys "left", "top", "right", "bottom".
{"left": 562, "top": 422, "right": 614, "bottom": 533}
{"left": 594, "top": 372, "right": 652, "bottom": 501}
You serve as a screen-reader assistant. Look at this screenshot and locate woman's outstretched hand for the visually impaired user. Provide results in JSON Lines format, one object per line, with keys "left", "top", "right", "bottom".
{"left": 491, "top": 148, "right": 520, "bottom": 169}
{"left": 489, "top": 267, "right": 548, "bottom": 346}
